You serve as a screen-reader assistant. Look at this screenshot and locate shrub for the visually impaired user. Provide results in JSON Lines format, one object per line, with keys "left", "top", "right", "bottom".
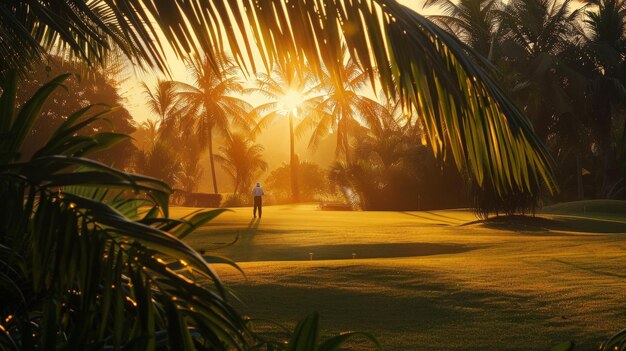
{"left": 221, "top": 193, "right": 251, "bottom": 207}
{"left": 174, "top": 191, "right": 223, "bottom": 207}
{"left": 265, "top": 161, "right": 330, "bottom": 203}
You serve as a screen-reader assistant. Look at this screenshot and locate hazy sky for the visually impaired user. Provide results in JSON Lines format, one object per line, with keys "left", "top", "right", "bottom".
{"left": 118, "top": 0, "right": 434, "bottom": 123}
{"left": 115, "top": 1, "right": 438, "bottom": 192}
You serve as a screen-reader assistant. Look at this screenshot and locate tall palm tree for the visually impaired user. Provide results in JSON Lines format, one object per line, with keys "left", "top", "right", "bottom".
{"left": 424, "top": 0, "right": 501, "bottom": 60}
{"left": 299, "top": 60, "right": 382, "bottom": 164}
{"left": 582, "top": 0, "right": 626, "bottom": 195}
{"left": 252, "top": 63, "right": 321, "bottom": 202}
{"left": 215, "top": 133, "right": 268, "bottom": 195}
{"left": 142, "top": 79, "right": 188, "bottom": 142}
{"left": 175, "top": 53, "right": 254, "bottom": 194}
{"left": 1, "top": 0, "right": 559, "bottom": 201}
{"left": 498, "top": 0, "right": 584, "bottom": 142}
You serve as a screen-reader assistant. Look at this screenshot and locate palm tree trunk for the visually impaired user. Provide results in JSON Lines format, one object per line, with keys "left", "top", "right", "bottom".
{"left": 207, "top": 129, "right": 219, "bottom": 194}
{"left": 289, "top": 113, "right": 300, "bottom": 202}
{"left": 576, "top": 152, "right": 584, "bottom": 200}
{"left": 343, "top": 124, "right": 351, "bottom": 164}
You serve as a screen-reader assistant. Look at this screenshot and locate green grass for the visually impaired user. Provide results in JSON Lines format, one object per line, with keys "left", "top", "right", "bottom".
{"left": 173, "top": 203, "right": 626, "bottom": 350}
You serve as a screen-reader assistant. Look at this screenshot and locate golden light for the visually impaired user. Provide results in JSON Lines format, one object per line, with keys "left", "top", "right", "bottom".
{"left": 280, "top": 90, "right": 304, "bottom": 117}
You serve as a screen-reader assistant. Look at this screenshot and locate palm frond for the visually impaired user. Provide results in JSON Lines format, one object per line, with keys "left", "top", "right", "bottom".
{"left": 3, "top": 0, "right": 557, "bottom": 197}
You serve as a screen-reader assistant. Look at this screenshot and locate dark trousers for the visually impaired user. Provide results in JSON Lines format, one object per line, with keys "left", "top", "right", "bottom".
{"left": 253, "top": 196, "right": 262, "bottom": 218}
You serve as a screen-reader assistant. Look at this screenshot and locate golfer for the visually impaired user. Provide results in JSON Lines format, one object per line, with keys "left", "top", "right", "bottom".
{"left": 252, "top": 182, "right": 265, "bottom": 218}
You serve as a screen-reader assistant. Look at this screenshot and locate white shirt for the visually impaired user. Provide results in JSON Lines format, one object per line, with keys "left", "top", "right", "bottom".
{"left": 252, "top": 186, "right": 264, "bottom": 197}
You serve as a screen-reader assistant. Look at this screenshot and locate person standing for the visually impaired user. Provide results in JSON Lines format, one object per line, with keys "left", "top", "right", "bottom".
{"left": 252, "top": 182, "right": 265, "bottom": 218}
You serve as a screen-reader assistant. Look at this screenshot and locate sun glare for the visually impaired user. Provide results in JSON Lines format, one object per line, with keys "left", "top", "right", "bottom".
{"left": 280, "top": 90, "right": 304, "bottom": 117}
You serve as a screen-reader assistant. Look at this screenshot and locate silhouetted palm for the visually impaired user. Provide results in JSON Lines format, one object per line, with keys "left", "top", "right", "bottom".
{"left": 175, "top": 53, "right": 254, "bottom": 194}
{"left": 582, "top": 0, "right": 626, "bottom": 195}
{"left": 252, "top": 63, "right": 321, "bottom": 202}
{"left": 299, "top": 60, "right": 381, "bottom": 163}
{"left": 498, "top": 0, "right": 583, "bottom": 142}
{"left": 424, "top": 0, "right": 501, "bottom": 59}
{"left": 215, "top": 133, "right": 268, "bottom": 195}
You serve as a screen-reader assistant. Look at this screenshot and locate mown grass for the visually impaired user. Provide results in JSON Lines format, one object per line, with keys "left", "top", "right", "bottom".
{"left": 173, "top": 201, "right": 626, "bottom": 350}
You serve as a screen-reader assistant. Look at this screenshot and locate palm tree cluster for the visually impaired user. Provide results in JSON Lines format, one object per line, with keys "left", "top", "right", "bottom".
{"left": 425, "top": 0, "right": 626, "bottom": 205}
{"left": 135, "top": 55, "right": 267, "bottom": 201}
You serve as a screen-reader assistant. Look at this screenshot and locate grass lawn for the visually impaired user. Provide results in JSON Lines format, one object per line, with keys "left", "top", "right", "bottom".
{"left": 172, "top": 201, "right": 626, "bottom": 350}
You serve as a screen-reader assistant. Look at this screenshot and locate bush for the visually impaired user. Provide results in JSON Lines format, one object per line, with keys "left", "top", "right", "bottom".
{"left": 330, "top": 145, "right": 469, "bottom": 211}
{"left": 174, "top": 191, "right": 223, "bottom": 207}
{"left": 221, "top": 193, "right": 251, "bottom": 207}
{"left": 265, "top": 161, "right": 330, "bottom": 203}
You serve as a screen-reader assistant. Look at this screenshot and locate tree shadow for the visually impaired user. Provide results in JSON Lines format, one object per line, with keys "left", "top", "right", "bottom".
{"left": 229, "top": 267, "right": 605, "bottom": 351}
{"left": 397, "top": 211, "right": 458, "bottom": 225}
{"left": 462, "top": 215, "right": 626, "bottom": 234}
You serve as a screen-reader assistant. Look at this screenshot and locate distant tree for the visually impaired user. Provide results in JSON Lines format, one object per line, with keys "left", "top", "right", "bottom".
{"left": 15, "top": 56, "right": 136, "bottom": 169}
{"left": 265, "top": 161, "right": 329, "bottom": 203}
{"left": 143, "top": 80, "right": 181, "bottom": 124}
{"left": 178, "top": 157, "right": 204, "bottom": 193}
{"left": 141, "top": 80, "right": 204, "bottom": 193}
{"left": 424, "top": 0, "right": 501, "bottom": 60}
{"left": 215, "top": 134, "right": 268, "bottom": 195}
{"left": 134, "top": 140, "right": 182, "bottom": 185}
{"left": 498, "top": 0, "right": 584, "bottom": 142}
{"left": 176, "top": 53, "right": 254, "bottom": 194}
{"left": 331, "top": 95, "right": 468, "bottom": 210}
{"left": 135, "top": 118, "right": 160, "bottom": 150}
{"left": 582, "top": 0, "right": 626, "bottom": 196}
{"left": 298, "top": 59, "right": 382, "bottom": 163}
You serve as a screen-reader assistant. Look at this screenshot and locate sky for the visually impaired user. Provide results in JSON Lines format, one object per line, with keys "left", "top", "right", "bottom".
{"left": 118, "top": 0, "right": 435, "bottom": 123}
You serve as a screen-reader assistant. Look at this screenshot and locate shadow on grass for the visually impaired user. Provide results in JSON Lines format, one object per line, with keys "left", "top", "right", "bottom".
{"left": 230, "top": 266, "right": 597, "bottom": 351}
{"left": 398, "top": 211, "right": 459, "bottom": 225}
{"left": 212, "top": 242, "right": 480, "bottom": 262}
{"left": 552, "top": 259, "right": 626, "bottom": 279}
{"left": 463, "top": 215, "right": 626, "bottom": 234}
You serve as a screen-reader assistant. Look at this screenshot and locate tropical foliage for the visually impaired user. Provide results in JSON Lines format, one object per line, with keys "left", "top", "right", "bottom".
{"left": 425, "top": 0, "right": 626, "bottom": 203}
{"left": 0, "top": 0, "right": 559, "bottom": 207}
{"left": 135, "top": 81, "right": 205, "bottom": 193}
{"left": 13, "top": 57, "right": 136, "bottom": 169}
{"left": 329, "top": 96, "right": 468, "bottom": 210}
{"left": 0, "top": 72, "right": 249, "bottom": 349}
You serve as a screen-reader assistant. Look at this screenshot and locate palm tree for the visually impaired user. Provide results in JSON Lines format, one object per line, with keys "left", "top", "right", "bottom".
{"left": 582, "top": 0, "right": 626, "bottom": 195}
{"left": 215, "top": 133, "right": 268, "bottom": 195}
{"left": 357, "top": 94, "right": 417, "bottom": 170}
{"left": 299, "top": 60, "right": 382, "bottom": 164}
{"left": 142, "top": 80, "right": 181, "bottom": 124}
{"left": 138, "top": 118, "right": 160, "bottom": 149}
{"left": 1, "top": 0, "right": 559, "bottom": 201}
{"left": 175, "top": 53, "right": 254, "bottom": 194}
{"left": 134, "top": 139, "right": 182, "bottom": 185}
{"left": 252, "top": 63, "right": 321, "bottom": 202}
{"left": 497, "top": 0, "right": 584, "bottom": 141}
{"left": 424, "top": 0, "right": 501, "bottom": 60}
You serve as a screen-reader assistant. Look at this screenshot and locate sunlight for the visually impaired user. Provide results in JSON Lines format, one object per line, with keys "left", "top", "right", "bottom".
{"left": 280, "top": 90, "right": 304, "bottom": 117}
